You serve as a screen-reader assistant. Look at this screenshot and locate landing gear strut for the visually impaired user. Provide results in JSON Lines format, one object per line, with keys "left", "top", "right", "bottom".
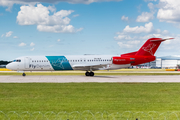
{"left": 22, "top": 73, "right": 26, "bottom": 77}
{"left": 85, "top": 71, "right": 94, "bottom": 76}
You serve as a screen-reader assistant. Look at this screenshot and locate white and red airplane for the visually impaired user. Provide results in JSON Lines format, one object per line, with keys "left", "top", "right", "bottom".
{"left": 6, "top": 38, "right": 173, "bottom": 76}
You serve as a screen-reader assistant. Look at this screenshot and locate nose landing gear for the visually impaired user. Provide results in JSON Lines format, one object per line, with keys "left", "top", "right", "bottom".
{"left": 85, "top": 71, "right": 94, "bottom": 76}
{"left": 22, "top": 73, "right": 26, "bottom": 76}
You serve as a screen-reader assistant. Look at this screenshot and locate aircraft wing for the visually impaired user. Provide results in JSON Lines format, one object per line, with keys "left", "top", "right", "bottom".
{"left": 72, "top": 64, "right": 109, "bottom": 71}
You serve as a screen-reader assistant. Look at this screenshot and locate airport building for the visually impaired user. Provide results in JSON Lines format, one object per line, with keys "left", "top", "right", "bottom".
{"left": 136, "top": 56, "right": 180, "bottom": 69}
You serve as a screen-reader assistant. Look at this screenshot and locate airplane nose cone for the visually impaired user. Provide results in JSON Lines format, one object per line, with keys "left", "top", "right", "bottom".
{"left": 6, "top": 63, "right": 14, "bottom": 70}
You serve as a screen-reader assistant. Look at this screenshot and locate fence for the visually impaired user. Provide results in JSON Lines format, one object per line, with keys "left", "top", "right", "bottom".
{"left": 0, "top": 111, "right": 180, "bottom": 120}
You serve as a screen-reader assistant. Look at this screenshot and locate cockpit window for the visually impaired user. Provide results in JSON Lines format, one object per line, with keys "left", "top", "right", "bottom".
{"left": 13, "top": 59, "right": 21, "bottom": 62}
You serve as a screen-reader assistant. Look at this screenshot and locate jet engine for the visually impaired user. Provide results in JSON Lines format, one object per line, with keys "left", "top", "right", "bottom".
{"left": 112, "top": 57, "right": 131, "bottom": 65}
{"left": 112, "top": 56, "right": 156, "bottom": 65}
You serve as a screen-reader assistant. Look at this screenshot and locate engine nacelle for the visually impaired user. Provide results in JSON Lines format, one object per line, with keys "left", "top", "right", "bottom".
{"left": 112, "top": 57, "right": 131, "bottom": 65}
{"left": 112, "top": 56, "right": 156, "bottom": 65}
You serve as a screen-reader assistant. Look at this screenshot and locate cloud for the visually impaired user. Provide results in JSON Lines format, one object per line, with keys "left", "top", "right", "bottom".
{"left": 0, "top": 0, "right": 122, "bottom": 11}
{"left": 37, "top": 25, "right": 77, "bottom": 33}
{"left": 13, "top": 36, "right": 18, "bottom": 38}
{"left": 114, "top": 22, "right": 175, "bottom": 52}
{"left": 73, "top": 14, "right": 79, "bottom": 17}
{"left": 57, "top": 39, "right": 60, "bottom": 42}
{"left": 30, "top": 42, "right": 35, "bottom": 46}
{"left": 127, "top": 40, "right": 140, "bottom": 44}
{"left": 17, "top": 4, "right": 73, "bottom": 25}
{"left": 115, "top": 22, "right": 170, "bottom": 40}
{"left": 30, "top": 48, "right": 35, "bottom": 51}
{"left": 148, "top": 2, "right": 155, "bottom": 11}
{"left": 19, "top": 42, "right": 26, "bottom": 47}
{"left": 144, "top": 0, "right": 157, "bottom": 2}
{"left": 123, "top": 22, "right": 153, "bottom": 33}
{"left": 0, "top": 0, "right": 36, "bottom": 11}
{"left": 117, "top": 42, "right": 132, "bottom": 48}
{"left": 1, "top": 31, "right": 13, "bottom": 37}
{"left": 1, "top": 0, "right": 122, "bottom": 4}
{"left": 121, "top": 15, "right": 128, "bottom": 21}
{"left": 157, "top": 0, "right": 180, "bottom": 23}
{"left": 17, "top": 4, "right": 83, "bottom": 33}
{"left": 114, "top": 33, "right": 132, "bottom": 40}
{"left": 136, "top": 12, "right": 154, "bottom": 22}
{"left": 5, "top": 31, "right": 13, "bottom": 37}
{"left": 136, "top": 2, "right": 155, "bottom": 23}
{"left": 117, "top": 40, "right": 141, "bottom": 48}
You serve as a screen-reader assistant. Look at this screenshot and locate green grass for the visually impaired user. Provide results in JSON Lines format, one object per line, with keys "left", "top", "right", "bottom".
{"left": 1, "top": 83, "right": 180, "bottom": 119}
{"left": 0, "top": 83, "right": 180, "bottom": 113}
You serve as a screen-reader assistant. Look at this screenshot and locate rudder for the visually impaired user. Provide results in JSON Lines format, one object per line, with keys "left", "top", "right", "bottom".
{"left": 135, "top": 38, "right": 173, "bottom": 56}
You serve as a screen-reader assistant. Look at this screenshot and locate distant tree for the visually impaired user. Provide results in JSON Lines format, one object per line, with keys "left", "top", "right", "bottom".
{"left": 0, "top": 60, "right": 11, "bottom": 65}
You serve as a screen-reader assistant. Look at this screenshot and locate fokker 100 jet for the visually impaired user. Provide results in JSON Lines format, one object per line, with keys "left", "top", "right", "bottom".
{"left": 6, "top": 38, "right": 173, "bottom": 76}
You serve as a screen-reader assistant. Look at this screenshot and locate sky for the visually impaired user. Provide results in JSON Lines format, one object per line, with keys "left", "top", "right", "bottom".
{"left": 1, "top": 0, "right": 180, "bottom": 61}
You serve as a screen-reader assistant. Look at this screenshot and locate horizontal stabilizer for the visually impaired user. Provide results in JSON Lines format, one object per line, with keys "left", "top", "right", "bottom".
{"left": 135, "top": 38, "right": 174, "bottom": 56}
{"left": 150, "top": 38, "right": 174, "bottom": 42}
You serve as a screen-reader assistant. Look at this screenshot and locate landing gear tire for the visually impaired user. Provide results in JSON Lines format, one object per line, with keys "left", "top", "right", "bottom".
{"left": 85, "top": 71, "right": 94, "bottom": 76}
{"left": 90, "top": 72, "right": 94, "bottom": 76}
{"left": 85, "top": 71, "right": 90, "bottom": 76}
{"left": 22, "top": 73, "right": 26, "bottom": 77}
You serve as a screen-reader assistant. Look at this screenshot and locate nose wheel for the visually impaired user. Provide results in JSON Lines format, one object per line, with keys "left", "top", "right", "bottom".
{"left": 85, "top": 71, "right": 94, "bottom": 76}
{"left": 22, "top": 73, "right": 26, "bottom": 76}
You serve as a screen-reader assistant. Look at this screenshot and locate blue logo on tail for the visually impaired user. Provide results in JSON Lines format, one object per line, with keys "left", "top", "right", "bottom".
{"left": 46, "top": 56, "right": 73, "bottom": 70}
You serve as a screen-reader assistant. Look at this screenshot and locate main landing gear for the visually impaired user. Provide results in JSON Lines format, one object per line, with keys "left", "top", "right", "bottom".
{"left": 22, "top": 73, "right": 26, "bottom": 76}
{"left": 85, "top": 71, "right": 94, "bottom": 76}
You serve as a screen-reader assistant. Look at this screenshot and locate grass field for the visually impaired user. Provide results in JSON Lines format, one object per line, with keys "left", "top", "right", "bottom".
{"left": 1, "top": 83, "right": 180, "bottom": 113}
{"left": 1, "top": 83, "right": 180, "bottom": 119}
{"left": 1, "top": 69, "right": 180, "bottom": 119}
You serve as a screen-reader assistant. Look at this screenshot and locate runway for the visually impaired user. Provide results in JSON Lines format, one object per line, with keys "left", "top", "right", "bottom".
{"left": 0, "top": 75, "right": 180, "bottom": 83}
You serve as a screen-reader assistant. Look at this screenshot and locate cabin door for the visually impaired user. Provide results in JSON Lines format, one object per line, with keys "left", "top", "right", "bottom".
{"left": 24, "top": 57, "right": 30, "bottom": 69}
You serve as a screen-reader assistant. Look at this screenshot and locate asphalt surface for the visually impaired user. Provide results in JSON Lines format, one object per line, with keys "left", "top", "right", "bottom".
{"left": 0, "top": 75, "right": 179, "bottom": 83}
